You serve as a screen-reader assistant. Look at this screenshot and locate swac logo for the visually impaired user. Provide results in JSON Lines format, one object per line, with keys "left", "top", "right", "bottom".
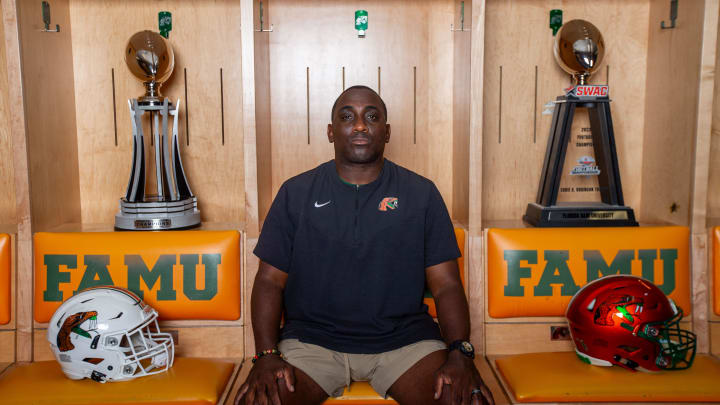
{"left": 574, "top": 85, "right": 609, "bottom": 97}
{"left": 378, "top": 197, "right": 399, "bottom": 211}
{"left": 42, "top": 254, "right": 221, "bottom": 302}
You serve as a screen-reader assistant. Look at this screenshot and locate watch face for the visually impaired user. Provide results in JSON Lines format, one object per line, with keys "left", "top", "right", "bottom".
{"left": 461, "top": 341, "right": 474, "bottom": 353}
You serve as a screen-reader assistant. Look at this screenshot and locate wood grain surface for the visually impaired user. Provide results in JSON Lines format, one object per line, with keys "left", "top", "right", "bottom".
{"left": 69, "top": 0, "right": 246, "bottom": 225}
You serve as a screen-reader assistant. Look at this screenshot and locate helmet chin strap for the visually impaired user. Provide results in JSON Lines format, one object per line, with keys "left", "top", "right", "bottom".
{"left": 612, "top": 354, "right": 640, "bottom": 370}
{"left": 90, "top": 370, "right": 107, "bottom": 383}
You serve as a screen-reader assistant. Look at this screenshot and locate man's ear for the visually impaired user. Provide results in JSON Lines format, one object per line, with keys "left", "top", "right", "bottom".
{"left": 385, "top": 124, "right": 391, "bottom": 143}
{"left": 327, "top": 124, "right": 334, "bottom": 143}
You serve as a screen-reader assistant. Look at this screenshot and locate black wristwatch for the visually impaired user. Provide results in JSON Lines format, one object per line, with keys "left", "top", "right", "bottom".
{"left": 448, "top": 340, "right": 475, "bottom": 359}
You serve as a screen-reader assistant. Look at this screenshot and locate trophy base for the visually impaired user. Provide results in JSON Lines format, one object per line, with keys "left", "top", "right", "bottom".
{"left": 115, "top": 197, "right": 201, "bottom": 230}
{"left": 523, "top": 202, "right": 638, "bottom": 227}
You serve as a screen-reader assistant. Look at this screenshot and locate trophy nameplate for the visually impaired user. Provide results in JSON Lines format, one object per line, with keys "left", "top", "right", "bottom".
{"left": 524, "top": 20, "right": 637, "bottom": 227}
{"left": 115, "top": 30, "right": 200, "bottom": 230}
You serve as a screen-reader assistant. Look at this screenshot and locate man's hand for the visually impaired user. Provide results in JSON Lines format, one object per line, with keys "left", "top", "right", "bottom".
{"left": 235, "top": 356, "right": 296, "bottom": 405}
{"left": 433, "top": 352, "right": 494, "bottom": 405}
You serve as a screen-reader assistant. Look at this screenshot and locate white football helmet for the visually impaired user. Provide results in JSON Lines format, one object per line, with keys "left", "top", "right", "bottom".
{"left": 47, "top": 286, "right": 174, "bottom": 382}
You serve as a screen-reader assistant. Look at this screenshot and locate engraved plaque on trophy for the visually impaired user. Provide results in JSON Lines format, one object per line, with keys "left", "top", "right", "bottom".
{"left": 115, "top": 30, "right": 201, "bottom": 230}
{"left": 523, "top": 20, "right": 637, "bottom": 227}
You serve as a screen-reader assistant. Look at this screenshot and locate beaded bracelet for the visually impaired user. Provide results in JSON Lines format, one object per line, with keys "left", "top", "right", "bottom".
{"left": 252, "top": 348, "right": 282, "bottom": 363}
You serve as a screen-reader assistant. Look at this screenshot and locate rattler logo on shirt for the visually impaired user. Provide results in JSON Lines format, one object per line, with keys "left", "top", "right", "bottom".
{"left": 378, "top": 197, "right": 398, "bottom": 211}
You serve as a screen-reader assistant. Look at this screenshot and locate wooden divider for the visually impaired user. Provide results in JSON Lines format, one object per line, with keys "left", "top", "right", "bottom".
{"left": 253, "top": 0, "right": 273, "bottom": 224}
{"left": 704, "top": 0, "right": 720, "bottom": 357}
{"left": 0, "top": 0, "right": 16, "bottom": 364}
{"left": 708, "top": 6, "right": 720, "bottom": 222}
{"left": 452, "top": 0, "right": 471, "bottom": 225}
{"left": 692, "top": 0, "right": 720, "bottom": 356}
{"left": 4, "top": 0, "right": 33, "bottom": 363}
{"left": 642, "top": 0, "right": 705, "bottom": 226}
{"left": 17, "top": 0, "right": 81, "bottom": 232}
{"left": 0, "top": 0, "right": 15, "bottom": 226}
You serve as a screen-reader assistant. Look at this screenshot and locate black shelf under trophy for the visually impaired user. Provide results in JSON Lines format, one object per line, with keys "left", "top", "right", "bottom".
{"left": 524, "top": 19, "right": 637, "bottom": 227}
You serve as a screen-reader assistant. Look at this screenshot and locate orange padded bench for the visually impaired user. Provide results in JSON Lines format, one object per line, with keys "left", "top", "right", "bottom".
{"left": 0, "top": 230, "right": 242, "bottom": 405}
{"left": 485, "top": 226, "right": 720, "bottom": 403}
{"left": 712, "top": 227, "right": 720, "bottom": 317}
{"left": 496, "top": 351, "right": 720, "bottom": 403}
{"left": 0, "top": 358, "right": 235, "bottom": 405}
{"left": 0, "top": 234, "right": 10, "bottom": 326}
{"left": 0, "top": 233, "right": 12, "bottom": 374}
{"left": 710, "top": 227, "right": 720, "bottom": 359}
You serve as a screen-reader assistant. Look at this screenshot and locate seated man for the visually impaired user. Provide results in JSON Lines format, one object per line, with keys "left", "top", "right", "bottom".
{"left": 236, "top": 86, "right": 493, "bottom": 405}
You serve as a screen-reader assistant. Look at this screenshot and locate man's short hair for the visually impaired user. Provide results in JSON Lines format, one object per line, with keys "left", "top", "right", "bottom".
{"left": 330, "top": 85, "right": 387, "bottom": 120}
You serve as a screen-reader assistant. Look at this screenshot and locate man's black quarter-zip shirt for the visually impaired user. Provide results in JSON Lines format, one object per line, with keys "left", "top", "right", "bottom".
{"left": 254, "top": 159, "right": 460, "bottom": 354}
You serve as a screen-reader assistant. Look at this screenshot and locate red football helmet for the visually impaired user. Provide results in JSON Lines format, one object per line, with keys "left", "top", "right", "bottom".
{"left": 566, "top": 275, "right": 695, "bottom": 372}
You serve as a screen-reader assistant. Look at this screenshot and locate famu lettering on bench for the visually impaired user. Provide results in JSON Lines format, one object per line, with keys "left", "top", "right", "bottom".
{"left": 42, "top": 254, "right": 221, "bottom": 302}
{"left": 503, "top": 249, "right": 677, "bottom": 297}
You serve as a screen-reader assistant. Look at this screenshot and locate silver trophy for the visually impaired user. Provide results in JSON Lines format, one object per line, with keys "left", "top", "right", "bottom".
{"left": 115, "top": 30, "right": 200, "bottom": 230}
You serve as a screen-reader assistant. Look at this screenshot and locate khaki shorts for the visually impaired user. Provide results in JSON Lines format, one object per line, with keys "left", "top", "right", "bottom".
{"left": 278, "top": 339, "right": 447, "bottom": 398}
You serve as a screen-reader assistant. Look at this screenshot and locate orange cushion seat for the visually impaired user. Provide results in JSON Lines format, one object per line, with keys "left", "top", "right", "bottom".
{"left": 0, "top": 233, "right": 10, "bottom": 325}
{"left": 324, "top": 382, "right": 396, "bottom": 404}
{"left": 0, "top": 357, "right": 235, "bottom": 405}
{"left": 495, "top": 352, "right": 720, "bottom": 403}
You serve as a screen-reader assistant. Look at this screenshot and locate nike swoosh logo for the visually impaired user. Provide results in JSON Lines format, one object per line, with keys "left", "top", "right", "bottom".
{"left": 314, "top": 200, "right": 331, "bottom": 208}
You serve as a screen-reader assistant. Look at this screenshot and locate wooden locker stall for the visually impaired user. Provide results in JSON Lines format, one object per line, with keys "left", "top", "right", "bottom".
{"left": 481, "top": 0, "right": 706, "bottom": 227}
{"left": 242, "top": 2, "right": 479, "bottom": 402}
{"left": 246, "top": 0, "right": 475, "bottom": 353}
{"left": 475, "top": 0, "right": 720, "bottom": 402}
{"left": 0, "top": 0, "right": 19, "bottom": 368}
{"left": 7, "top": 0, "right": 255, "bottom": 365}
{"left": 17, "top": 0, "right": 249, "bottom": 231}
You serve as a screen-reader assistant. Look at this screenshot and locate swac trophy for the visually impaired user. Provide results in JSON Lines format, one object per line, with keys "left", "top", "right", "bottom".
{"left": 115, "top": 30, "right": 200, "bottom": 230}
{"left": 523, "top": 20, "right": 637, "bottom": 227}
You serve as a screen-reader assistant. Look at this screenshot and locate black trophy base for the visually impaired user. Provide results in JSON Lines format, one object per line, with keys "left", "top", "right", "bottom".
{"left": 523, "top": 202, "right": 638, "bottom": 227}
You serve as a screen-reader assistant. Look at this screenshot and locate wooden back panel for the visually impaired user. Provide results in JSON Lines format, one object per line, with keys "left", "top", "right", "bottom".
{"left": 68, "top": 0, "right": 246, "bottom": 225}
{"left": 16, "top": 0, "right": 247, "bottom": 230}
{"left": 482, "top": 0, "right": 705, "bottom": 226}
{"left": 258, "top": 0, "right": 468, "bottom": 222}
